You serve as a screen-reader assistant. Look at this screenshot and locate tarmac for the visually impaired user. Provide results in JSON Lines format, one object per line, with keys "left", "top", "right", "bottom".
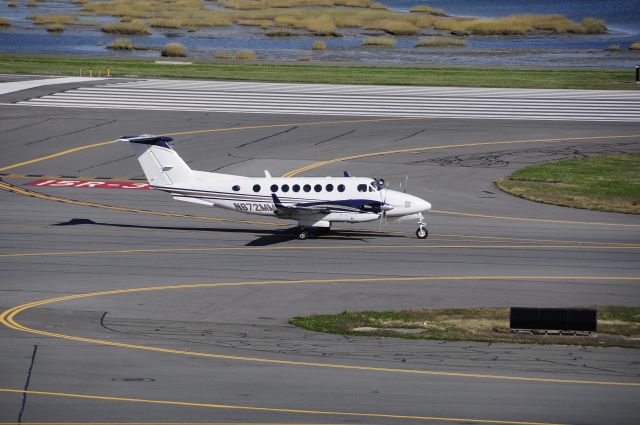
{"left": 0, "top": 76, "right": 639, "bottom": 424}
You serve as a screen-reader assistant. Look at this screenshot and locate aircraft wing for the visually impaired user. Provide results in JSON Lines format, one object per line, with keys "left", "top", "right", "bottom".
{"left": 271, "top": 194, "right": 332, "bottom": 216}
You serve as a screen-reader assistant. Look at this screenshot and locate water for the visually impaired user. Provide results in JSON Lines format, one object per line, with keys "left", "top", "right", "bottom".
{"left": 1, "top": 0, "right": 639, "bottom": 67}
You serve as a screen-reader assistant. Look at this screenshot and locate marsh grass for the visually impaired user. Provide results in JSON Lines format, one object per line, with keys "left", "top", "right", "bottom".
{"left": 434, "top": 14, "right": 606, "bottom": 35}
{"left": 362, "top": 35, "right": 395, "bottom": 46}
{"left": 29, "top": 14, "right": 77, "bottom": 25}
{"left": 497, "top": 153, "right": 640, "bottom": 214}
{"left": 46, "top": 24, "right": 64, "bottom": 33}
{"left": 148, "top": 18, "right": 183, "bottom": 29}
{"left": 8, "top": 1, "right": 17, "bottom": 8}
{"left": 160, "top": 42, "right": 187, "bottom": 57}
{"left": 297, "top": 55, "right": 311, "bottom": 61}
{"left": 237, "top": 18, "right": 273, "bottom": 28}
{"left": 234, "top": 49, "right": 256, "bottom": 59}
{"left": 629, "top": 42, "right": 640, "bottom": 51}
{"left": 26, "top": 0, "right": 39, "bottom": 7}
{"left": 415, "top": 36, "right": 465, "bottom": 47}
{"left": 606, "top": 44, "right": 621, "bottom": 51}
{"left": 0, "top": 18, "right": 11, "bottom": 27}
{"left": 290, "top": 306, "right": 640, "bottom": 348}
{"left": 107, "top": 38, "right": 134, "bottom": 50}
{"left": 410, "top": 5, "right": 446, "bottom": 16}
{"left": 102, "top": 21, "right": 151, "bottom": 35}
{"left": 312, "top": 40, "right": 326, "bottom": 50}
{"left": 365, "top": 19, "right": 420, "bottom": 35}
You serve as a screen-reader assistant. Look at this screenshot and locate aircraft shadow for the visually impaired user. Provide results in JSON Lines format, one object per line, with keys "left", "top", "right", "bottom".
{"left": 52, "top": 218, "right": 399, "bottom": 247}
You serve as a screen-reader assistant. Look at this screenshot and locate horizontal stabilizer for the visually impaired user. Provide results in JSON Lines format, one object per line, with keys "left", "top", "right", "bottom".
{"left": 118, "top": 134, "right": 174, "bottom": 147}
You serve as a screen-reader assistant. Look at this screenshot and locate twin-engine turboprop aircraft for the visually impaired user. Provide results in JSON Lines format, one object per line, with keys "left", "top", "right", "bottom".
{"left": 119, "top": 134, "right": 431, "bottom": 239}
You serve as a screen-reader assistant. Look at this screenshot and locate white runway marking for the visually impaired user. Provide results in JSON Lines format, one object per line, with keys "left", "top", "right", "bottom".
{"left": 0, "top": 76, "right": 105, "bottom": 95}
{"left": 16, "top": 79, "right": 640, "bottom": 121}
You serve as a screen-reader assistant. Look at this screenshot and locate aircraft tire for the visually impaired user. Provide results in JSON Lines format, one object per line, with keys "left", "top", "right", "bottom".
{"left": 416, "top": 227, "right": 428, "bottom": 239}
{"left": 298, "top": 229, "right": 309, "bottom": 240}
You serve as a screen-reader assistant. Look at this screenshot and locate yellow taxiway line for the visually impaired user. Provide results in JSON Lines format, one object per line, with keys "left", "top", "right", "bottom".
{"left": 1, "top": 276, "right": 639, "bottom": 387}
{"left": 0, "top": 244, "right": 638, "bottom": 258}
{"left": 0, "top": 388, "right": 571, "bottom": 425}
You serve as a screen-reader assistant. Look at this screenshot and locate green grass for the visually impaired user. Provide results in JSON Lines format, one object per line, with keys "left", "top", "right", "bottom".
{"left": 290, "top": 306, "right": 640, "bottom": 348}
{"left": 0, "top": 54, "right": 638, "bottom": 90}
{"left": 497, "top": 153, "right": 640, "bottom": 214}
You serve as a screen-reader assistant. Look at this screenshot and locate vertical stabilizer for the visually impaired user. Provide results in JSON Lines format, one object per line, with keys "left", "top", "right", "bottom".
{"left": 119, "top": 134, "right": 194, "bottom": 187}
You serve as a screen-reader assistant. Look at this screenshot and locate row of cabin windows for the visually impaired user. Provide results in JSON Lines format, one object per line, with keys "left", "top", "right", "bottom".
{"left": 232, "top": 183, "right": 364, "bottom": 193}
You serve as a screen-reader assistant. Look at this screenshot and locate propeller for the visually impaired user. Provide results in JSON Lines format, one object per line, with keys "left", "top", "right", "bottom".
{"left": 401, "top": 175, "right": 408, "bottom": 193}
{"left": 378, "top": 179, "right": 391, "bottom": 230}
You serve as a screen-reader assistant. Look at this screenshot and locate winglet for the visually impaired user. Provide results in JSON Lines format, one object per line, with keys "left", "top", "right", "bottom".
{"left": 264, "top": 170, "right": 272, "bottom": 178}
{"left": 343, "top": 171, "right": 351, "bottom": 177}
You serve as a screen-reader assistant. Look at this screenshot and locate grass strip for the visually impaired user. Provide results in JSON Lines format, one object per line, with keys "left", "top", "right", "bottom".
{"left": 497, "top": 153, "right": 640, "bottom": 214}
{"left": 0, "top": 54, "right": 638, "bottom": 89}
{"left": 290, "top": 306, "right": 640, "bottom": 348}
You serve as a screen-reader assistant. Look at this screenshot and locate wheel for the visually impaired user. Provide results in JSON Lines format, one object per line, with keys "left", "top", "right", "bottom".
{"left": 298, "top": 229, "right": 309, "bottom": 240}
{"left": 416, "top": 227, "right": 428, "bottom": 239}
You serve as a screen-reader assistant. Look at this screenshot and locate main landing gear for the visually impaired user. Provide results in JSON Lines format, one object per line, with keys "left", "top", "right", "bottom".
{"left": 296, "top": 226, "right": 330, "bottom": 240}
{"left": 297, "top": 228, "right": 309, "bottom": 240}
{"left": 416, "top": 212, "right": 428, "bottom": 239}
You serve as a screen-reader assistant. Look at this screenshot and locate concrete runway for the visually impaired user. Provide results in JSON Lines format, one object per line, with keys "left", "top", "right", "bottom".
{"left": 1, "top": 78, "right": 639, "bottom": 425}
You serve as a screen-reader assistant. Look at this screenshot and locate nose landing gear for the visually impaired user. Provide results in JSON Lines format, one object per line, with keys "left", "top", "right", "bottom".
{"left": 416, "top": 212, "right": 428, "bottom": 239}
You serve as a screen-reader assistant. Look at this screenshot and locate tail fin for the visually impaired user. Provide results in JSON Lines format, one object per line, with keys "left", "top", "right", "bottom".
{"left": 119, "top": 134, "right": 194, "bottom": 187}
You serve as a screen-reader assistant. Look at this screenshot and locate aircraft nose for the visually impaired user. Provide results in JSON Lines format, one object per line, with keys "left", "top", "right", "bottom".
{"left": 416, "top": 198, "right": 431, "bottom": 212}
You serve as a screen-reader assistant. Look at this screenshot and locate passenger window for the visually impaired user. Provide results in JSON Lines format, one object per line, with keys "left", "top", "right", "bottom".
{"left": 314, "top": 184, "right": 322, "bottom": 192}
{"left": 232, "top": 185, "right": 240, "bottom": 192}
{"left": 270, "top": 184, "right": 278, "bottom": 192}
{"left": 303, "top": 184, "right": 311, "bottom": 192}
{"left": 357, "top": 184, "right": 367, "bottom": 192}
{"left": 282, "top": 184, "right": 289, "bottom": 192}
{"left": 326, "top": 184, "right": 333, "bottom": 192}
{"left": 253, "top": 184, "right": 261, "bottom": 193}
{"left": 337, "top": 184, "right": 345, "bottom": 192}
{"left": 292, "top": 184, "right": 300, "bottom": 192}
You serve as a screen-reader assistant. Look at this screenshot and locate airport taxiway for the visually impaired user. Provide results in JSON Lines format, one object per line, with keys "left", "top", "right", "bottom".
{"left": 0, "top": 77, "right": 639, "bottom": 424}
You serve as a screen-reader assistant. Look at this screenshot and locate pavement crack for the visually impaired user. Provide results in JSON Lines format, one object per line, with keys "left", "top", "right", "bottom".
{"left": 314, "top": 129, "right": 356, "bottom": 146}
{"left": 394, "top": 129, "right": 426, "bottom": 142}
{"left": 3, "top": 118, "right": 52, "bottom": 133}
{"left": 235, "top": 126, "right": 297, "bottom": 149}
{"left": 210, "top": 157, "right": 253, "bottom": 172}
{"left": 77, "top": 154, "right": 135, "bottom": 172}
{"left": 17, "top": 344, "right": 38, "bottom": 423}
{"left": 25, "top": 120, "right": 117, "bottom": 146}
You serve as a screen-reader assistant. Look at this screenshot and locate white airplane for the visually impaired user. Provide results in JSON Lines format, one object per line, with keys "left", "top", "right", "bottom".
{"left": 119, "top": 134, "right": 431, "bottom": 239}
